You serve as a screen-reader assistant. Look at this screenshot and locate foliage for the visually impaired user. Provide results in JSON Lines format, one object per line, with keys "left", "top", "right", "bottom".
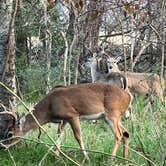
{"left": 0, "top": 0, "right": 166, "bottom": 165}
{"left": 16, "top": 64, "right": 64, "bottom": 102}
{"left": 0, "top": 96, "right": 165, "bottom": 166}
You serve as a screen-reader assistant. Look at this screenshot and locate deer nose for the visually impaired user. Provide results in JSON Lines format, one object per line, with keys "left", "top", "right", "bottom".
{"left": 109, "top": 66, "right": 113, "bottom": 69}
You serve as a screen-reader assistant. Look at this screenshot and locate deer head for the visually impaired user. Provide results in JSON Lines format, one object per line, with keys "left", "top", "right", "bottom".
{"left": 107, "top": 56, "right": 121, "bottom": 73}
{"left": 0, "top": 104, "right": 18, "bottom": 146}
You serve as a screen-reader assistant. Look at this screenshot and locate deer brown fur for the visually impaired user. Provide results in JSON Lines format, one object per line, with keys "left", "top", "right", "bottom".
{"left": 107, "top": 57, "right": 165, "bottom": 103}
{"left": 1, "top": 83, "right": 131, "bottom": 159}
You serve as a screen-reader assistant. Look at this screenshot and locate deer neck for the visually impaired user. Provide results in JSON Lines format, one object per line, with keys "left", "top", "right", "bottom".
{"left": 90, "top": 61, "right": 105, "bottom": 82}
{"left": 16, "top": 108, "right": 49, "bottom": 136}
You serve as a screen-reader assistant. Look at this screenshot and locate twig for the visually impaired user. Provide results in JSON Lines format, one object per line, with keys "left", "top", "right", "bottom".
{"left": 137, "top": 136, "right": 152, "bottom": 166}
{"left": 132, "top": 42, "right": 151, "bottom": 70}
{"left": 7, "top": 148, "right": 17, "bottom": 166}
{"left": 64, "top": 146, "right": 139, "bottom": 164}
{"left": 2, "top": 132, "right": 157, "bottom": 166}
{"left": 1, "top": 136, "right": 138, "bottom": 165}
{"left": 38, "top": 146, "right": 54, "bottom": 166}
{"left": 127, "top": 146, "right": 157, "bottom": 166}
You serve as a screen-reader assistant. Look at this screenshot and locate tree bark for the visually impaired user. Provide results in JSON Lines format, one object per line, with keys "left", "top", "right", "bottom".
{"left": 0, "top": 0, "right": 17, "bottom": 110}
{"left": 78, "top": 0, "right": 102, "bottom": 80}
{"left": 41, "top": 0, "right": 52, "bottom": 93}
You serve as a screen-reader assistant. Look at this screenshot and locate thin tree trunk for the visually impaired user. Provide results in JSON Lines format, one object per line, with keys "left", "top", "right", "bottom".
{"left": 68, "top": 18, "right": 77, "bottom": 85}
{"left": 130, "top": 22, "right": 135, "bottom": 71}
{"left": 161, "top": 2, "right": 165, "bottom": 79}
{"left": 45, "top": 30, "right": 52, "bottom": 93}
{"left": 77, "top": 0, "right": 102, "bottom": 81}
{"left": 117, "top": 12, "right": 127, "bottom": 74}
{"left": 132, "top": 42, "right": 151, "bottom": 70}
{"left": 0, "top": 0, "right": 18, "bottom": 110}
{"left": 41, "top": 0, "right": 52, "bottom": 93}
{"left": 74, "top": 55, "right": 79, "bottom": 85}
{"left": 61, "top": 31, "right": 69, "bottom": 86}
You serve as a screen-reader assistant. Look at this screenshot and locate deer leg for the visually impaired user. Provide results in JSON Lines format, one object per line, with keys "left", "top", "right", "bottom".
{"left": 125, "top": 107, "right": 132, "bottom": 118}
{"left": 122, "top": 130, "right": 129, "bottom": 158}
{"left": 105, "top": 116, "right": 122, "bottom": 156}
{"left": 57, "top": 120, "right": 67, "bottom": 139}
{"left": 119, "top": 123, "right": 130, "bottom": 158}
{"left": 55, "top": 121, "right": 67, "bottom": 156}
{"left": 69, "top": 117, "right": 89, "bottom": 160}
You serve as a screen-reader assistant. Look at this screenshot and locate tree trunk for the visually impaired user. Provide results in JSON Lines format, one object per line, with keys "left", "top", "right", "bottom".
{"left": 0, "top": 0, "right": 17, "bottom": 110}
{"left": 0, "top": 0, "right": 18, "bottom": 140}
{"left": 78, "top": 0, "right": 102, "bottom": 81}
{"left": 41, "top": 0, "right": 52, "bottom": 93}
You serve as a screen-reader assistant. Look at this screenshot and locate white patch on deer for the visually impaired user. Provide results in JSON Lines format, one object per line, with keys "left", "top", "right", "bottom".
{"left": 80, "top": 112, "right": 105, "bottom": 120}
{"left": 125, "top": 110, "right": 130, "bottom": 118}
{"left": 125, "top": 91, "right": 133, "bottom": 118}
{"left": 80, "top": 142, "right": 89, "bottom": 159}
{"left": 120, "top": 77, "right": 124, "bottom": 89}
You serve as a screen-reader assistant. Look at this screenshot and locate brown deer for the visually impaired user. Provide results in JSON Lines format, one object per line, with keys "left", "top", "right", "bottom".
{"left": 0, "top": 83, "right": 132, "bottom": 158}
{"left": 106, "top": 56, "right": 165, "bottom": 104}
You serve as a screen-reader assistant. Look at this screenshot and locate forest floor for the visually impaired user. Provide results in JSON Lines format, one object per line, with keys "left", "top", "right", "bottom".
{"left": 0, "top": 95, "right": 165, "bottom": 166}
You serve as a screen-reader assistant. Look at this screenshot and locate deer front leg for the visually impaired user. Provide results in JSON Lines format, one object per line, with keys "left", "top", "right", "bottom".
{"left": 55, "top": 121, "right": 67, "bottom": 156}
{"left": 69, "top": 117, "right": 89, "bottom": 160}
{"left": 57, "top": 120, "right": 67, "bottom": 139}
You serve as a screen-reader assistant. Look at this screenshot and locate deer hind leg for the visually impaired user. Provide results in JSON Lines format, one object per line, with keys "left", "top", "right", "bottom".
{"left": 119, "top": 123, "right": 130, "bottom": 158}
{"left": 104, "top": 116, "right": 123, "bottom": 157}
{"left": 125, "top": 107, "right": 132, "bottom": 118}
{"left": 69, "top": 116, "right": 89, "bottom": 160}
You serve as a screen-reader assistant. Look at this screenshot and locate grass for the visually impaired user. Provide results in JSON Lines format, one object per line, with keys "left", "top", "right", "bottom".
{"left": 0, "top": 96, "right": 165, "bottom": 166}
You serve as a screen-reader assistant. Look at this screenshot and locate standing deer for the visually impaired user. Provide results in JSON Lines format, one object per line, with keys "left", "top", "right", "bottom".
{"left": 83, "top": 56, "right": 132, "bottom": 118}
{"left": 83, "top": 56, "right": 127, "bottom": 90}
{"left": 106, "top": 56, "right": 165, "bottom": 104}
{"left": 0, "top": 83, "right": 131, "bottom": 158}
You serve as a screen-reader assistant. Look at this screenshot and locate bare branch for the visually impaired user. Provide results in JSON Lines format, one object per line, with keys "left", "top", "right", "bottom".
{"left": 132, "top": 43, "right": 151, "bottom": 70}
{"left": 60, "top": 31, "right": 69, "bottom": 86}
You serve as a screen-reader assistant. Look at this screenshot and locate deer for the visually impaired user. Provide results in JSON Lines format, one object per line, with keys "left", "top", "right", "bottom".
{"left": 83, "top": 55, "right": 128, "bottom": 89}
{"left": 0, "top": 83, "right": 132, "bottom": 159}
{"left": 106, "top": 56, "right": 165, "bottom": 104}
{"left": 83, "top": 55, "right": 132, "bottom": 118}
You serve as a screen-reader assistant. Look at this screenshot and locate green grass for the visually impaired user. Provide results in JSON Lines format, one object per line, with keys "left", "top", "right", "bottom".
{"left": 0, "top": 96, "right": 165, "bottom": 166}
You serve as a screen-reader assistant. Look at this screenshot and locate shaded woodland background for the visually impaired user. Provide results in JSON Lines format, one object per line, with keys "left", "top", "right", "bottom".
{"left": 0, "top": 0, "right": 166, "bottom": 166}
{"left": 9, "top": 0, "right": 166, "bottom": 102}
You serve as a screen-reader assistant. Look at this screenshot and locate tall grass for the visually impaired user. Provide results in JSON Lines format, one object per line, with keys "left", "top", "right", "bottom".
{"left": 0, "top": 96, "right": 165, "bottom": 166}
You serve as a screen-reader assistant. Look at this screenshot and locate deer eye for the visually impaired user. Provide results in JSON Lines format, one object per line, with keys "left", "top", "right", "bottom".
{"left": 7, "top": 131, "right": 14, "bottom": 138}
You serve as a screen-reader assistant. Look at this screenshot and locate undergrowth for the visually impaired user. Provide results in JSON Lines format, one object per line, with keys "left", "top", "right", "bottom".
{"left": 0, "top": 96, "right": 165, "bottom": 166}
